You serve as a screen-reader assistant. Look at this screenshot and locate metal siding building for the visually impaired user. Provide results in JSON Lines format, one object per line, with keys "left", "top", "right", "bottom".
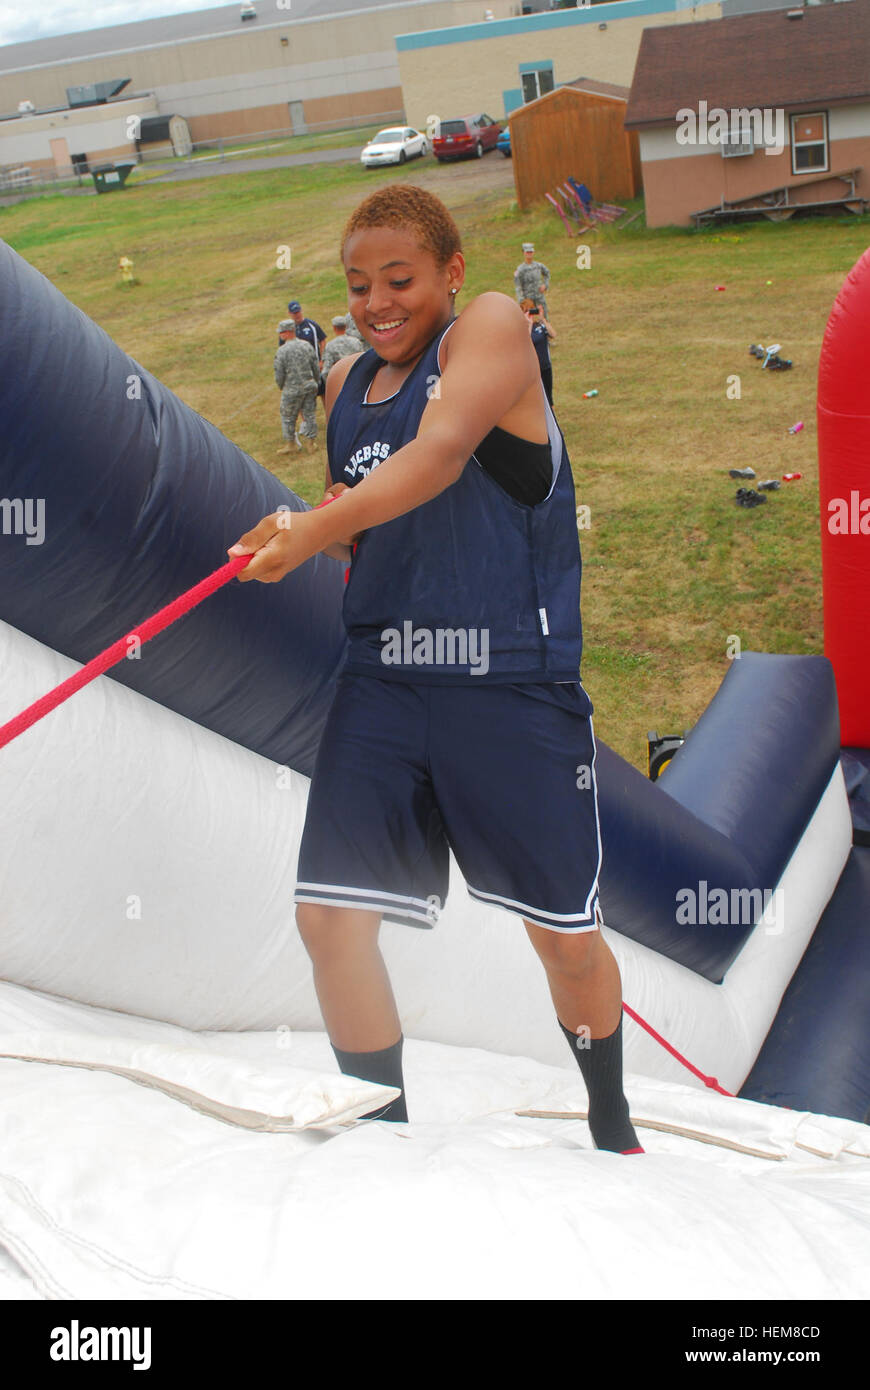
{"left": 0, "top": 0, "right": 514, "bottom": 149}
{"left": 0, "top": 96, "right": 159, "bottom": 179}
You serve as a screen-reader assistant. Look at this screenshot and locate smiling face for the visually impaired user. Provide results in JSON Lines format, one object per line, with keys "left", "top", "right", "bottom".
{"left": 343, "top": 225, "right": 464, "bottom": 367}
{"left": 523, "top": 250, "right": 534, "bottom": 264}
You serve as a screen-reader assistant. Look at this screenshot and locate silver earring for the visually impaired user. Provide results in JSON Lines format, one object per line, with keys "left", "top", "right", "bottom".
{"left": 450, "top": 288, "right": 457, "bottom": 295}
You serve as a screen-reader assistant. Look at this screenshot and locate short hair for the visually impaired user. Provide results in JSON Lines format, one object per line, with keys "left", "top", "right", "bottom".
{"left": 340, "top": 185, "right": 462, "bottom": 268}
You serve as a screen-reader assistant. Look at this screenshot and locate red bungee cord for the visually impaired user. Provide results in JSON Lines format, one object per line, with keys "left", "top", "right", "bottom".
{"left": 0, "top": 551, "right": 251, "bottom": 752}
{"left": 0, "top": 494, "right": 346, "bottom": 752}
{"left": 622, "top": 1003, "right": 733, "bottom": 1096}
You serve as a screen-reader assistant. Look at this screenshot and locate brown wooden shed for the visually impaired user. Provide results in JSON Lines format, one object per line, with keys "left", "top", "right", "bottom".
{"left": 509, "top": 81, "right": 642, "bottom": 211}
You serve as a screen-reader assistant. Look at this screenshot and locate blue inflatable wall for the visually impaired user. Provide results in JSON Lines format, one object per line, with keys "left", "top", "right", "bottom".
{"left": 0, "top": 239, "right": 347, "bottom": 778}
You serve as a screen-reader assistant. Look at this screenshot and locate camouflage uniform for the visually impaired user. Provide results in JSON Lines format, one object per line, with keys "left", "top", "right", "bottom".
{"left": 343, "top": 317, "right": 366, "bottom": 347}
{"left": 274, "top": 337, "right": 320, "bottom": 441}
{"left": 514, "top": 260, "right": 550, "bottom": 319}
{"left": 322, "top": 333, "right": 362, "bottom": 380}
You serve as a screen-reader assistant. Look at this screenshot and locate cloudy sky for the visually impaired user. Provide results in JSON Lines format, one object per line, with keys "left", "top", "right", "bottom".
{"left": 0, "top": 1, "right": 224, "bottom": 47}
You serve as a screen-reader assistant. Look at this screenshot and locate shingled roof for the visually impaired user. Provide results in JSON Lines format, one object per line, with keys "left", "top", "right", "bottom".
{"left": 625, "top": 0, "right": 870, "bottom": 129}
{"left": 563, "top": 77, "right": 632, "bottom": 101}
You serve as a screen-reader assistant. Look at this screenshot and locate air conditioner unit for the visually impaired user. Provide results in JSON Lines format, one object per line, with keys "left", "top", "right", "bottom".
{"left": 722, "top": 139, "right": 755, "bottom": 158}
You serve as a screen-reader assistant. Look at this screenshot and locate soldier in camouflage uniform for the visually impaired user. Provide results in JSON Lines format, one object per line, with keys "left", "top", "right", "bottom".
{"left": 343, "top": 313, "right": 366, "bottom": 347}
{"left": 321, "top": 315, "right": 363, "bottom": 381}
{"left": 514, "top": 242, "right": 550, "bottom": 320}
{"left": 274, "top": 320, "right": 320, "bottom": 452}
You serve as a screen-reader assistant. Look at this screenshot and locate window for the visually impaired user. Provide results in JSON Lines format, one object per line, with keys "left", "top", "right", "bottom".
{"left": 521, "top": 68, "right": 554, "bottom": 103}
{"left": 791, "top": 112, "right": 828, "bottom": 174}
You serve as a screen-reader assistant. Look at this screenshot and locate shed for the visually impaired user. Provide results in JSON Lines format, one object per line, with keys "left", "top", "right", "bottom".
{"left": 509, "top": 81, "right": 642, "bottom": 212}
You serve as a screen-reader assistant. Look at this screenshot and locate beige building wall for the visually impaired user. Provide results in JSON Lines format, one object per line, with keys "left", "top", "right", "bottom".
{"left": 0, "top": 95, "right": 157, "bottom": 172}
{"left": 0, "top": 1, "right": 516, "bottom": 131}
{"left": 638, "top": 102, "right": 870, "bottom": 226}
{"left": 397, "top": 3, "right": 722, "bottom": 129}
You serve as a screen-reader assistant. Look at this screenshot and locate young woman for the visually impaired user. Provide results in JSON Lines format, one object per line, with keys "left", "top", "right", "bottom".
{"left": 228, "top": 186, "right": 641, "bottom": 1154}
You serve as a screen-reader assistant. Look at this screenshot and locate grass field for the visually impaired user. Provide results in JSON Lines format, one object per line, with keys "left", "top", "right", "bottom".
{"left": 2, "top": 152, "right": 867, "bottom": 770}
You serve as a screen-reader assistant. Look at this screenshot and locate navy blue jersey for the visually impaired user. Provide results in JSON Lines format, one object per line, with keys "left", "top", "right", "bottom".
{"left": 294, "top": 318, "right": 325, "bottom": 356}
{"left": 326, "top": 318, "right": 585, "bottom": 685}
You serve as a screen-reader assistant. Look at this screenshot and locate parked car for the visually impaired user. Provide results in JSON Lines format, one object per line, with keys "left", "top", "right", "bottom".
{"left": 360, "top": 127, "right": 428, "bottom": 168}
{"left": 431, "top": 114, "right": 501, "bottom": 162}
{"left": 497, "top": 126, "right": 511, "bottom": 158}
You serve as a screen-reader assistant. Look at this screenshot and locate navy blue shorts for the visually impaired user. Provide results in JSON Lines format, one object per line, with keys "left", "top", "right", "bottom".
{"left": 294, "top": 674, "right": 604, "bottom": 933}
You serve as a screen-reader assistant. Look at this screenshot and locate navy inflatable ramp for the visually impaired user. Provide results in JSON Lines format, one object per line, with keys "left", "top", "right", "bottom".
{"left": 595, "top": 650, "right": 841, "bottom": 979}
{"left": 0, "top": 238, "right": 347, "bottom": 779}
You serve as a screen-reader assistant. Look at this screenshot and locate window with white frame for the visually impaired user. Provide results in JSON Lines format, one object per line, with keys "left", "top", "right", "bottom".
{"left": 791, "top": 112, "right": 829, "bottom": 174}
{"left": 521, "top": 67, "right": 554, "bottom": 103}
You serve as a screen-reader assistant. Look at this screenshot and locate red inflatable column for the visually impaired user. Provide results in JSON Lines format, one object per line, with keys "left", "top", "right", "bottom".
{"left": 817, "top": 246, "right": 870, "bottom": 747}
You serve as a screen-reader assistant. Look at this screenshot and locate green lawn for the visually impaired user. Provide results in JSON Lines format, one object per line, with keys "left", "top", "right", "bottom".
{"left": 2, "top": 158, "right": 866, "bottom": 769}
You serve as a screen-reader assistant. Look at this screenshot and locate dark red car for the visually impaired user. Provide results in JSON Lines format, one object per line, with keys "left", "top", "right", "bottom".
{"left": 432, "top": 113, "right": 502, "bottom": 162}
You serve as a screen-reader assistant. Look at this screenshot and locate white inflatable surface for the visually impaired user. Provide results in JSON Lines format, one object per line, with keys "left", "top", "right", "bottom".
{"left": 0, "top": 981, "right": 868, "bottom": 1301}
{"left": 1, "top": 622, "right": 865, "bottom": 1300}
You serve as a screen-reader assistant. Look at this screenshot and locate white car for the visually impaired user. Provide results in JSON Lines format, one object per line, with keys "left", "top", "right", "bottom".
{"left": 360, "top": 127, "right": 428, "bottom": 168}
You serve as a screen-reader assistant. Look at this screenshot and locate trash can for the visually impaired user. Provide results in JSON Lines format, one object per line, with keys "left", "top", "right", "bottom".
{"left": 91, "top": 162, "right": 135, "bottom": 194}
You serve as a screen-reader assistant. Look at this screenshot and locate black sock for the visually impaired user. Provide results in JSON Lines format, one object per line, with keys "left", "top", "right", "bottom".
{"left": 331, "top": 1035, "right": 408, "bottom": 1122}
{"left": 558, "top": 1014, "right": 643, "bottom": 1153}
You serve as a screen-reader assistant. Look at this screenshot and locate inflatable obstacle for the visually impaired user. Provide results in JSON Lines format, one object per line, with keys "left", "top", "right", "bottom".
{"left": 1, "top": 235, "right": 868, "bottom": 1116}
{"left": 818, "top": 244, "right": 870, "bottom": 748}
{"left": 1, "top": 233, "right": 867, "bottom": 1306}
{"left": 0, "top": 238, "right": 347, "bottom": 778}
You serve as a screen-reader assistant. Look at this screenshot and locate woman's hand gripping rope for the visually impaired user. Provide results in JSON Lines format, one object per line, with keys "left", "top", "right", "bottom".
{"left": 227, "top": 487, "right": 354, "bottom": 582}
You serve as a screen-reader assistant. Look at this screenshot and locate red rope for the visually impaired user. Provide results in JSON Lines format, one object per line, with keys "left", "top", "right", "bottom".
{"left": 0, "top": 494, "right": 344, "bottom": 753}
{"left": 0, "top": 553, "right": 252, "bottom": 751}
{"left": 623, "top": 1002, "right": 735, "bottom": 1096}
